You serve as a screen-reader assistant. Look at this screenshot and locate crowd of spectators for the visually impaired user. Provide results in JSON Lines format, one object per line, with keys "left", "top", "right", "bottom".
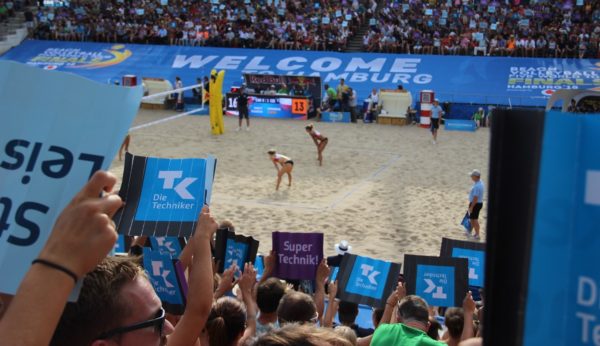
{"left": 363, "top": 0, "right": 600, "bottom": 58}
{"left": 32, "top": 0, "right": 371, "bottom": 52}
{"left": 0, "top": 170, "right": 483, "bottom": 345}
{"left": 25, "top": 0, "right": 600, "bottom": 58}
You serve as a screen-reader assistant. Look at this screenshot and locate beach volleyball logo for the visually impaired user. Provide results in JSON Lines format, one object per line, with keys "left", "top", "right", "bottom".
{"left": 27, "top": 44, "right": 132, "bottom": 70}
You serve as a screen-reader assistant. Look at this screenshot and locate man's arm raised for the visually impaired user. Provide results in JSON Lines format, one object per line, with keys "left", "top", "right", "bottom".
{"left": 0, "top": 171, "right": 123, "bottom": 346}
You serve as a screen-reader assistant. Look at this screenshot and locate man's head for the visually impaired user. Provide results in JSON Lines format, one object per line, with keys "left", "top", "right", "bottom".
{"left": 339, "top": 78, "right": 345, "bottom": 85}
{"left": 257, "top": 278, "right": 287, "bottom": 314}
{"left": 51, "top": 256, "right": 173, "bottom": 346}
{"left": 470, "top": 169, "right": 481, "bottom": 182}
{"left": 337, "top": 301, "right": 358, "bottom": 326}
{"left": 396, "top": 295, "right": 430, "bottom": 330}
{"left": 324, "top": 84, "right": 329, "bottom": 90}
{"left": 444, "top": 307, "right": 465, "bottom": 339}
{"left": 434, "top": 99, "right": 439, "bottom": 106}
{"left": 277, "top": 291, "right": 317, "bottom": 325}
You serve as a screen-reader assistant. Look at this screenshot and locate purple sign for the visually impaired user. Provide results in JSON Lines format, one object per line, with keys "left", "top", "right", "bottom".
{"left": 272, "top": 231, "right": 324, "bottom": 280}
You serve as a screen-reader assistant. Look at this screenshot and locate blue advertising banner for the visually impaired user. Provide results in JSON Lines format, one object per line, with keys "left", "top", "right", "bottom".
{"left": 0, "top": 60, "right": 142, "bottom": 298}
{"left": 2, "top": 40, "right": 599, "bottom": 107}
{"left": 143, "top": 247, "right": 186, "bottom": 314}
{"left": 113, "top": 153, "right": 217, "bottom": 237}
{"left": 337, "top": 254, "right": 401, "bottom": 309}
{"left": 404, "top": 255, "right": 469, "bottom": 308}
{"left": 440, "top": 238, "right": 486, "bottom": 288}
{"left": 321, "top": 112, "right": 351, "bottom": 123}
{"left": 445, "top": 119, "right": 477, "bottom": 132}
{"left": 523, "top": 112, "right": 600, "bottom": 346}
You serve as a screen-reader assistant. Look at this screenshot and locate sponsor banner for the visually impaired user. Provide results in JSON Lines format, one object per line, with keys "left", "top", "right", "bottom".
{"left": 337, "top": 254, "right": 401, "bottom": 309}
{"left": 214, "top": 228, "right": 259, "bottom": 274}
{"left": 404, "top": 255, "right": 469, "bottom": 308}
{"left": 3, "top": 40, "right": 599, "bottom": 106}
{"left": 322, "top": 112, "right": 351, "bottom": 123}
{"left": 142, "top": 247, "right": 187, "bottom": 315}
{"left": 113, "top": 153, "right": 217, "bottom": 237}
{"left": 0, "top": 60, "right": 142, "bottom": 298}
{"left": 149, "top": 236, "right": 187, "bottom": 259}
{"left": 272, "top": 231, "right": 323, "bottom": 280}
{"left": 225, "top": 93, "right": 310, "bottom": 119}
{"left": 445, "top": 119, "right": 476, "bottom": 132}
{"left": 523, "top": 111, "right": 600, "bottom": 346}
{"left": 440, "top": 238, "right": 486, "bottom": 288}
{"left": 243, "top": 73, "right": 322, "bottom": 107}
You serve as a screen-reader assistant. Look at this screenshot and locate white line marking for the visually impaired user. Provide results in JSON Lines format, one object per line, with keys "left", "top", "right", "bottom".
{"left": 129, "top": 108, "right": 205, "bottom": 132}
{"left": 327, "top": 155, "right": 401, "bottom": 209}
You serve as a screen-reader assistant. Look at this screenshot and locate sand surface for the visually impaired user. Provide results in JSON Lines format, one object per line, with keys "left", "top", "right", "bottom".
{"left": 109, "top": 109, "right": 489, "bottom": 263}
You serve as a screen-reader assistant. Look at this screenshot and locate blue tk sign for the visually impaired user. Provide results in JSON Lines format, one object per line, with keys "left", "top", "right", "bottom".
{"left": 416, "top": 264, "right": 455, "bottom": 307}
{"left": 452, "top": 248, "right": 484, "bottom": 287}
{"left": 224, "top": 238, "right": 249, "bottom": 273}
{"left": 346, "top": 256, "right": 391, "bottom": 300}
{"left": 135, "top": 158, "right": 206, "bottom": 222}
{"left": 143, "top": 248, "right": 183, "bottom": 306}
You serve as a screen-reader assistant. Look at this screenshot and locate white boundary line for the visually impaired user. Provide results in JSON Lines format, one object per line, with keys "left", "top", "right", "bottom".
{"left": 327, "top": 154, "right": 401, "bottom": 209}
{"left": 141, "top": 83, "right": 203, "bottom": 100}
{"left": 129, "top": 107, "right": 206, "bottom": 132}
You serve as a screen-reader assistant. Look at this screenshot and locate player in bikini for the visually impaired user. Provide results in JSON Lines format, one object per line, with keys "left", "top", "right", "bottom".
{"left": 305, "top": 124, "right": 328, "bottom": 166}
{"left": 268, "top": 149, "right": 294, "bottom": 190}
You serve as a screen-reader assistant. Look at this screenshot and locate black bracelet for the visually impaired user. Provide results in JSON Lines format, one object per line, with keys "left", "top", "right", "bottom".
{"left": 32, "top": 259, "right": 78, "bottom": 284}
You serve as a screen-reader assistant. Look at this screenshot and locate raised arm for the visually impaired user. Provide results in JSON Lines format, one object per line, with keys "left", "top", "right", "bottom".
{"left": 167, "top": 206, "right": 217, "bottom": 346}
{"left": 461, "top": 291, "right": 476, "bottom": 341}
{"left": 258, "top": 250, "right": 276, "bottom": 286}
{"left": 380, "top": 282, "right": 405, "bottom": 325}
{"left": 0, "top": 171, "right": 122, "bottom": 346}
{"left": 314, "top": 259, "right": 331, "bottom": 325}
{"left": 238, "top": 263, "right": 258, "bottom": 345}
{"left": 323, "top": 280, "right": 338, "bottom": 328}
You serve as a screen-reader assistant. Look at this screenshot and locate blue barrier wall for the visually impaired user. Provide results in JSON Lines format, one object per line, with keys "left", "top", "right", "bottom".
{"left": 2, "top": 40, "right": 599, "bottom": 107}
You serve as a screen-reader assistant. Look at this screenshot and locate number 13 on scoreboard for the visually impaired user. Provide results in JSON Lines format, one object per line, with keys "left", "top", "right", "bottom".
{"left": 291, "top": 99, "right": 308, "bottom": 115}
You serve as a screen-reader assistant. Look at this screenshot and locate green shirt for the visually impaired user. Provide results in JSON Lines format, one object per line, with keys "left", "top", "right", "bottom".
{"left": 371, "top": 324, "right": 445, "bottom": 346}
{"left": 326, "top": 87, "right": 337, "bottom": 100}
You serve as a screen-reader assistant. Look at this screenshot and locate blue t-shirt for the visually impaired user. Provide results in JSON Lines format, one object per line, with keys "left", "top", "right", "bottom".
{"left": 469, "top": 180, "right": 484, "bottom": 203}
{"left": 431, "top": 105, "right": 444, "bottom": 119}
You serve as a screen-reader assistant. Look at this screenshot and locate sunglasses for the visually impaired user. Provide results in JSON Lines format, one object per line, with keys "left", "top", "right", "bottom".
{"left": 96, "top": 307, "right": 166, "bottom": 340}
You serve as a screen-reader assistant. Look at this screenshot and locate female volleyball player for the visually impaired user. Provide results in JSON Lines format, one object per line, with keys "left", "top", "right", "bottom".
{"left": 305, "top": 124, "right": 328, "bottom": 166}
{"left": 268, "top": 149, "right": 294, "bottom": 190}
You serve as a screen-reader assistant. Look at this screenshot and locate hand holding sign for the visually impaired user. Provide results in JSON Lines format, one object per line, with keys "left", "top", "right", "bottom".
{"left": 195, "top": 206, "right": 218, "bottom": 241}
{"left": 316, "top": 258, "right": 331, "bottom": 286}
{"left": 39, "top": 171, "right": 122, "bottom": 278}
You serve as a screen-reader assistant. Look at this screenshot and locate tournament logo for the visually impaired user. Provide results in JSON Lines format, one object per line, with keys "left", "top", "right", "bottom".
{"left": 27, "top": 44, "right": 132, "bottom": 70}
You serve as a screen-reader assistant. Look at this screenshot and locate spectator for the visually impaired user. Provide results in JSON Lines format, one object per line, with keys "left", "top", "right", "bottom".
{"left": 371, "top": 295, "right": 444, "bottom": 346}
{"left": 256, "top": 277, "right": 287, "bottom": 335}
{"left": 338, "top": 301, "right": 374, "bottom": 337}
{"left": 251, "top": 323, "right": 353, "bottom": 346}
{"left": 326, "top": 240, "right": 352, "bottom": 268}
{"left": 277, "top": 291, "right": 318, "bottom": 326}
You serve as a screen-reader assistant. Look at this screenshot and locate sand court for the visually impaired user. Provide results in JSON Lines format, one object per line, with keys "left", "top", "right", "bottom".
{"left": 109, "top": 109, "right": 490, "bottom": 263}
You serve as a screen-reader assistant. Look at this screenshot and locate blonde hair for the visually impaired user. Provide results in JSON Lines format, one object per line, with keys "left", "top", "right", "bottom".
{"left": 334, "top": 326, "right": 357, "bottom": 345}
{"left": 252, "top": 323, "right": 353, "bottom": 346}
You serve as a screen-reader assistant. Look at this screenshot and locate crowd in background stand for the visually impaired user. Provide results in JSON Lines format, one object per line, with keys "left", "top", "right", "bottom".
{"left": 24, "top": 0, "right": 599, "bottom": 58}
{"left": 363, "top": 0, "right": 599, "bottom": 58}
{"left": 31, "top": 0, "right": 370, "bottom": 52}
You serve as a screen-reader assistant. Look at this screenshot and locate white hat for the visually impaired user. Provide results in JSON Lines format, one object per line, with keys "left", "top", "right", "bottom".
{"left": 335, "top": 240, "right": 352, "bottom": 256}
{"left": 470, "top": 169, "right": 481, "bottom": 177}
